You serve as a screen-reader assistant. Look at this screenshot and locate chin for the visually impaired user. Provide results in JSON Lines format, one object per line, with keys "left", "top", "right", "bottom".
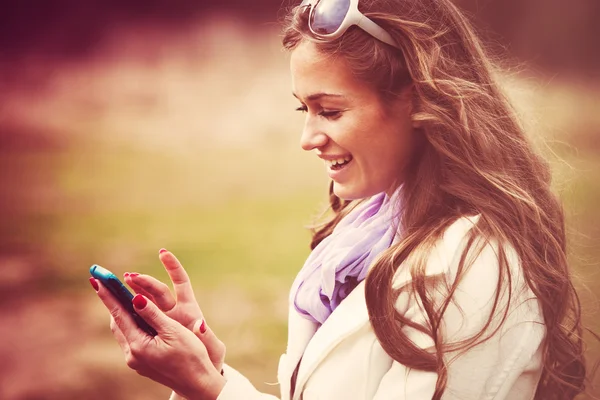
{"left": 332, "top": 182, "right": 371, "bottom": 201}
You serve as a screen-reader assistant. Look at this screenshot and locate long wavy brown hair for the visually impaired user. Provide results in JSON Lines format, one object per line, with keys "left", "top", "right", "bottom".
{"left": 282, "top": 0, "right": 589, "bottom": 399}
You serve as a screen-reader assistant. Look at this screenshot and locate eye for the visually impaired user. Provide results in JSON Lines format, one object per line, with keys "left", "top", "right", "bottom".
{"left": 295, "top": 105, "right": 308, "bottom": 113}
{"left": 319, "top": 110, "right": 341, "bottom": 119}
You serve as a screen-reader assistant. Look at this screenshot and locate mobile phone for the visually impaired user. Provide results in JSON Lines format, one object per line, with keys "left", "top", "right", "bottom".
{"left": 90, "top": 264, "right": 157, "bottom": 336}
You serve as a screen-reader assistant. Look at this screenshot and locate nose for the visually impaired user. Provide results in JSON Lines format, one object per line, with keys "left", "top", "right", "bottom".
{"left": 300, "top": 117, "right": 328, "bottom": 151}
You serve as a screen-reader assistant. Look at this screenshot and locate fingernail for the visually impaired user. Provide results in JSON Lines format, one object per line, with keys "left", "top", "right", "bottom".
{"left": 199, "top": 319, "right": 207, "bottom": 334}
{"left": 89, "top": 277, "right": 99, "bottom": 292}
{"left": 129, "top": 273, "right": 140, "bottom": 278}
{"left": 123, "top": 272, "right": 130, "bottom": 278}
{"left": 159, "top": 248, "right": 168, "bottom": 255}
{"left": 132, "top": 294, "right": 147, "bottom": 309}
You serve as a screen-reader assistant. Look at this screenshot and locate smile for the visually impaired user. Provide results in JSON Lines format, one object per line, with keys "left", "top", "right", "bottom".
{"left": 328, "top": 156, "right": 353, "bottom": 170}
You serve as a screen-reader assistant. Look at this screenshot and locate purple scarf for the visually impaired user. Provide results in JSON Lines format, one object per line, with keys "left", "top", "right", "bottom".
{"left": 292, "top": 191, "right": 400, "bottom": 324}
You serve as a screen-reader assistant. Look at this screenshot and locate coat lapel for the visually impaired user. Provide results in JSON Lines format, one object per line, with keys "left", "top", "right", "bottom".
{"left": 286, "top": 310, "right": 319, "bottom": 371}
{"left": 280, "top": 279, "right": 320, "bottom": 400}
{"left": 291, "top": 280, "right": 371, "bottom": 400}
{"left": 285, "top": 274, "right": 321, "bottom": 369}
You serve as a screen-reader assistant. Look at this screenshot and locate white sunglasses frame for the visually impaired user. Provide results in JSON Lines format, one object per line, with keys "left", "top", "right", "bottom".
{"left": 299, "top": 0, "right": 400, "bottom": 49}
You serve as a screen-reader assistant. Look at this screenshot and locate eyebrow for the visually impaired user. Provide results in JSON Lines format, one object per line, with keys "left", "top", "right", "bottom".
{"left": 293, "top": 92, "right": 346, "bottom": 101}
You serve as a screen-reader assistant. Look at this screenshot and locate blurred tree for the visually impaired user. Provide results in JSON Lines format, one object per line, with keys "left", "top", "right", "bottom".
{"left": 0, "top": 0, "right": 598, "bottom": 74}
{"left": 456, "top": 0, "right": 600, "bottom": 76}
{"left": 0, "top": 121, "right": 68, "bottom": 304}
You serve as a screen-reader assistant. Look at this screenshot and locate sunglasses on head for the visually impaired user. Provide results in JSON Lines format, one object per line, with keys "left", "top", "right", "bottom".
{"left": 299, "top": 0, "right": 400, "bottom": 49}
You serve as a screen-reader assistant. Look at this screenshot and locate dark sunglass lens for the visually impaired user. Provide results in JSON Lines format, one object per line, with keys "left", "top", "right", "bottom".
{"left": 310, "top": 0, "right": 351, "bottom": 35}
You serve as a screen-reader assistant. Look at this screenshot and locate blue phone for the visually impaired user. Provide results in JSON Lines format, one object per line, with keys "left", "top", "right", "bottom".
{"left": 90, "top": 264, "right": 157, "bottom": 336}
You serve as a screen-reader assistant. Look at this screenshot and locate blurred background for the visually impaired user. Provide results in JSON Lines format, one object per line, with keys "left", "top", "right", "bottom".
{"left": 0, "top": 0, "right": 599, "bottom": 399}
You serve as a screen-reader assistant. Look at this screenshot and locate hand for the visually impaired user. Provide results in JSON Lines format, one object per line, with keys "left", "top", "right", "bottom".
{"left": 91, "top": 278, "right": 226, "bottom": 400}
{"left": 123, "top": 249, "right": 225, "bottom": 372}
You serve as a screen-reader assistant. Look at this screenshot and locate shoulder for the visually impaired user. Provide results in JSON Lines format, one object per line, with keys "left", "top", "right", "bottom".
{"left": 390, "top": 213, "right": 544, "bottom": 344}
{"left": 392, "top": 215, "right": 480, "bottom": 288}
{"left": 391, "top": 214, "right": 535, "bottom": 317}
{"left": 393, "top": 214, "right": 523, "bottom": 285}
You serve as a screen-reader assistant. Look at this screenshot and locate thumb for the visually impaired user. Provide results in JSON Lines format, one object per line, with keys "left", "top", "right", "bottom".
{"left": 192, "top": 319, "right": 225, "bottom": 368}
{"left": 132, "top": 294, "right": 177, "bottom": 335}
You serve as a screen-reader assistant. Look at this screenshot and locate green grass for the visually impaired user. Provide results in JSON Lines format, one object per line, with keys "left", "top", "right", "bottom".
{"left": 26, "top": 140, "right": 597, "bottom": 398}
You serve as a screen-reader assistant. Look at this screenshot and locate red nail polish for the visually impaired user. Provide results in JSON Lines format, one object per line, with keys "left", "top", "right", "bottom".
{"left": 129, "top": 273, "right": 140, "bottom": 278}
{"left": 159, "top": 248, "right": 168, "bottom": 255}
{"left": 124, "top": 272, "right": 130, "bottom": 278}
{"left": 89, "top": 277, "right": 99, "bottom": 291}
{"left": 199, "top": 319, "right": 207, "bottom": 334}
{"left": 132, "top": 294, "right": 147, "bottom": 309}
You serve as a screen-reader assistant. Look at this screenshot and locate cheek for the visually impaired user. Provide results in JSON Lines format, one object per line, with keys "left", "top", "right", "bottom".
{"left": 339, "top": 110, "right": 415, "bottom": 173}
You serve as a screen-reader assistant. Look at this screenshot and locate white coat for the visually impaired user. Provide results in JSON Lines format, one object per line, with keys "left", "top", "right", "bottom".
{"left": 171, "top": 216, "right": 545, "bottom": 400}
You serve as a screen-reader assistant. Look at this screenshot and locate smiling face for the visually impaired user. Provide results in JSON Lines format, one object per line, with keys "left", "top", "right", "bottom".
{"left": 290, "top": 41, "right": 417, "bottom": 200}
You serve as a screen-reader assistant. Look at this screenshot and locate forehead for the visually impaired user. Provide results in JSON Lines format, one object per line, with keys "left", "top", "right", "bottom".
{"left": 290, "top": 41, "right": 371, "bottom": 99}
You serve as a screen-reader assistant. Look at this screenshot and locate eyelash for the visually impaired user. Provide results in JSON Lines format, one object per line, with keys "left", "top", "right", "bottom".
{"left": 295, "top": 106, "right": 341, "bottom": 119}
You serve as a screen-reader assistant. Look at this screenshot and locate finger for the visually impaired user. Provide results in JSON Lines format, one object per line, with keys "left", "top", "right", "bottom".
{"left": 126, "top": 273, "right": 177, "bottom": 312}
{"left": 192, "top": 319, "right": 225, "bottom": 368}
{"left": 131, "top": 294, "right": 178, "bottom": 336}
{"left": 95, "top": 280, "right": 142, "bottom": 341}
{"left": 124, "top": 274, "right": 156, "bottom": 300}
{"left": 124, "top": 274, "right": 159, "bottom": 304}
{"left": 111, "top": 317, "right": 143, "bottom": 373}
{"left": 158, "top": 249, "right": 196, "bottom": 303}
{"left": 110, "top": 316, "right": 130, "bottom": 354}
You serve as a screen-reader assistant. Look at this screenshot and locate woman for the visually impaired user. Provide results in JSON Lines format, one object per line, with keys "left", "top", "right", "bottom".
{"left": 90, "top": 0, "right": 588, "bottom": 399}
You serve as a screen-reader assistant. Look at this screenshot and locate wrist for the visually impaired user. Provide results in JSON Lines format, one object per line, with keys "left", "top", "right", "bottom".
{"left": 187, "top": 370, "right": 226, "bottom": 400}
{"left": 206, "top": 374, "right": 226, "bottom": 400}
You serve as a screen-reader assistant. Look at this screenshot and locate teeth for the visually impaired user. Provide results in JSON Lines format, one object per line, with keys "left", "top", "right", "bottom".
{"left": 328, "top": 156, "right": 352, "bottom": 167}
